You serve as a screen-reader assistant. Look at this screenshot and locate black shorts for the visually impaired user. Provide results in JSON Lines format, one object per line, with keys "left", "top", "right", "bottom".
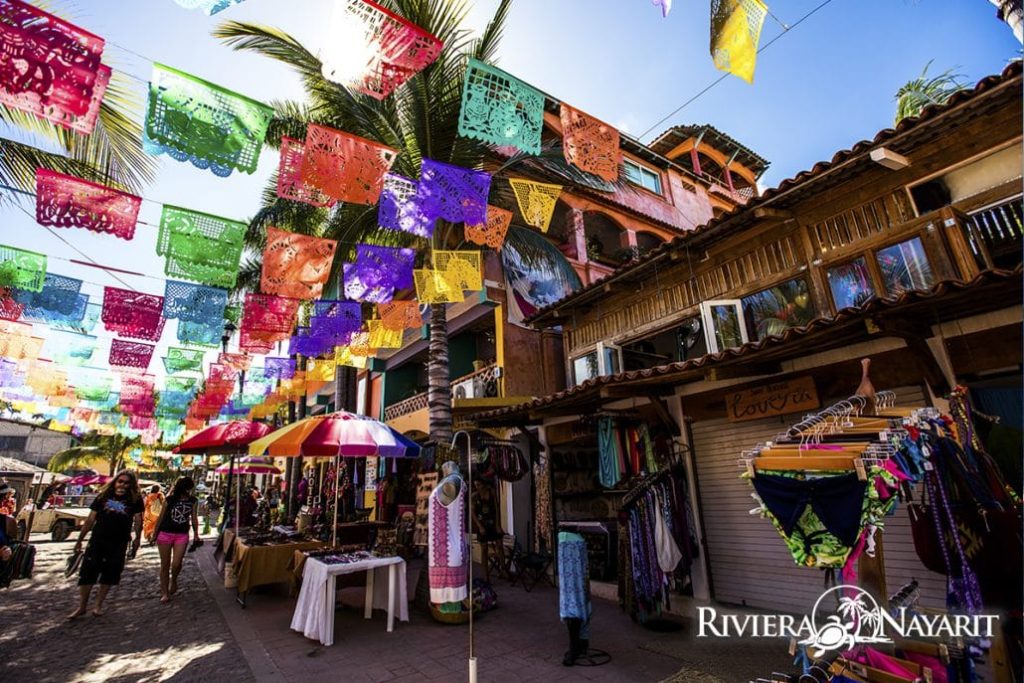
{"left": 78, "top": 543, "right": 127, "bottom": 586}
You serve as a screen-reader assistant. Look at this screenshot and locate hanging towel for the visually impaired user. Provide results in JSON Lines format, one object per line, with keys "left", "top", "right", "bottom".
{"left": 597, "top": 417, "right": 621, "bottom": 488}
{"left": 654, "top": 498, "right": 683, "bottom": 573}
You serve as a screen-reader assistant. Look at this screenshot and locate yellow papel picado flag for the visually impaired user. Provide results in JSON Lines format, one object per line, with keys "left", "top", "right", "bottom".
{"left": 710, "top": 0, "right": 768, "bottom": 84}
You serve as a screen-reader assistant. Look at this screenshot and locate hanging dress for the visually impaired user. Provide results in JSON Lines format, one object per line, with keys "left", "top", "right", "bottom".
{"left": 427, "top": 477, "right": 468, "bottom": 603}
{"left": 597, "top": 417, "right": 621, "bottom": 488}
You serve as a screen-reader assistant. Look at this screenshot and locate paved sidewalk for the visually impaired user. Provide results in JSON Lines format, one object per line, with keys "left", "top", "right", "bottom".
{"left": 0, "top": 533, "right": 254, "bottom": 683}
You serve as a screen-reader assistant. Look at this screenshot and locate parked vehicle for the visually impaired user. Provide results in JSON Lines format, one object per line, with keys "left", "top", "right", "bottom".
{"left": 16, "top": 497, "right": 94, "bottom": 541}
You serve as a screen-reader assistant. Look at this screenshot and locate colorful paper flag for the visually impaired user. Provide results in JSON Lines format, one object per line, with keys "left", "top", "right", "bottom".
{"left": 260, "top": 227, "right": 338, "bottom": 299}
{"left": 559, "top": 104, "right": 621, "bottom": 182}
{"left": 458, "top": 58, "right": 544, "bottom": 155}
{"left": 465, "top": 205, "right": 513, "bottom": 250}
{"left": 508, "top": 179, "right": 561, "bottom": 232}
{"left": 710, "top": 0, "right": 768, "bottom": 83}
{"left": 300, "top": 124, "right": 397, "bottom": 204}
{"left": 157, "top": 205, "right": 246, "bottom": 288}
{"left": 35, "top": 169, "right": 142, "bottom": 240}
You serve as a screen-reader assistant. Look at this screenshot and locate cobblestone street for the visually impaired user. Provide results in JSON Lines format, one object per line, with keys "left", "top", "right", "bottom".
{"left": 3, "top": 532, "right": 791, "bottom": 682}
{"left": 0, "top": 534, "right": 254, "bottom": 683}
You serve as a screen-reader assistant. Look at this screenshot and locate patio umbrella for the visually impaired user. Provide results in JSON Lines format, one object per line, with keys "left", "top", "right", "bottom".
{"left": 66, "top": 474, "right": 111, "bottom": 487}
{"left": 249, "top": 412, "right": 420, "bottom": 544}
{"left": 173, "top": 420, "right": 272, "bottom": 455}
{"left": 215, "top": 456, "right": 283, "bottom": 476}
{"left": 172, "top": 420, "right": 274, "bottom": 539}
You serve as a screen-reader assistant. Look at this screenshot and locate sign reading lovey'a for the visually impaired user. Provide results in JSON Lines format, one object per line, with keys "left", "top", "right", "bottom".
{"left": 726, "top": 376, "right": 820, "bottom": 422}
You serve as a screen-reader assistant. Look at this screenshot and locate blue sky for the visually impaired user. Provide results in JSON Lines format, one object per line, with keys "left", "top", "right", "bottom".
{"left": 0, "top": 0, "right": 1018, "bottom": 381}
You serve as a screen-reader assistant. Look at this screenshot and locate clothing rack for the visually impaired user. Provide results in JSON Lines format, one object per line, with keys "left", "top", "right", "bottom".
{"left": 621, "top": 467, "right": 675, "bottom": 508}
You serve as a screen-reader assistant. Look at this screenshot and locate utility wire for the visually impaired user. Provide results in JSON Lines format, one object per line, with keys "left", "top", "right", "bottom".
{"left": 638, "top": 0, "right": 837, "bottom": 139}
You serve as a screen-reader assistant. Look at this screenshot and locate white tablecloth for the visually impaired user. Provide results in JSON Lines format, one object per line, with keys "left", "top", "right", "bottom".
{"left": 291, "top": 555, "right": 408, "bottom": 645}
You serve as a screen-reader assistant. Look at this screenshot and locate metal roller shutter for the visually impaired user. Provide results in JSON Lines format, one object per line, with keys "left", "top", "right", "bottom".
{"left": 691, "top": 385, "right": 948, "bottom": 614}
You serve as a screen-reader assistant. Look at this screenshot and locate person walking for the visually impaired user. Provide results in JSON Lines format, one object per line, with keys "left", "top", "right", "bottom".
{"left": 154, "top": 477, "right": 199, "bottom": 603}
{"left": 142, "top": 485, "right": 164, "bottom": 544}
{"left": 68, "top": 471, "right": 144, "bottom": 619}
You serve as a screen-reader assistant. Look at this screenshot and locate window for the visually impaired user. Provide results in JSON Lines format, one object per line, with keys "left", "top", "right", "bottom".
{"left": 742, "top": 278, "right": 816, "bottom": 341}
{"left": 572, "top": 351, "right": 599, "bottom": 385}
{"left": 570, "top": 342, "right": 622, "bottom": 386}
{"left": 0, "top": 435, "right": 27, "bottom": 452}
{"left": 827, "top": 258, "right": 876, "bottom": 310}
{"left": 876, "top": 238, "right": 936, "bottom": 296}
{"left": 623, "top": 159, "right": 662, "bottom": 194}
{"left": 699, "top": 300, "right": 749, "bottom": 353}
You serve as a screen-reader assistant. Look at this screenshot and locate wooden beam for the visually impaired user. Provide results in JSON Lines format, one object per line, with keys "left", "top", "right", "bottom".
{"left": 514, "top": 422, "right": 544, "bottom": 457}
{"left": 752, "top": 207, "right": 793, "bottom": 221}
{"left": 646, "top": 394, "right": 681, "bottom": 436}
{"left": 703, "top": 362, "right": 783, "bottom": 382}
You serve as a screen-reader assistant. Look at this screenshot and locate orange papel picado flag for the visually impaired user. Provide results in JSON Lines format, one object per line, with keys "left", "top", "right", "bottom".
{"left": 710, "top": 0, "right": 768, "bottom": 84}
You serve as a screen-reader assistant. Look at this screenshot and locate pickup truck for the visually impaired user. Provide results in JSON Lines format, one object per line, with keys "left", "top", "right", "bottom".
{"left": 16, "top": 497, "right": 94, "bottom": 541}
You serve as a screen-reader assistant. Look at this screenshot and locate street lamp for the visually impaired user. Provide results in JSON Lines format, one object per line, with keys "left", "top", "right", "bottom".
{"left": 221, "top": 321, "right": 237, "bottom": 354}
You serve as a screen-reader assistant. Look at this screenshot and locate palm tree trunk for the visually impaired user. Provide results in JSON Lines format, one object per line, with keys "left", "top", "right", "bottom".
{"left": 427, "top": 303, "right": 453, "bottom": 445}
{"left": 333, "top": 365, "right": 358, "bottom": 413}
{"left": 990, "top": 0, "right": 1024, "bottom": 42}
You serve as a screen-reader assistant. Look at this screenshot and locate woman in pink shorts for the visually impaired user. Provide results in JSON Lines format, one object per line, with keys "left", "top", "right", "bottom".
{"left": 154, "top": 477, "right": 199, "bottom": 603}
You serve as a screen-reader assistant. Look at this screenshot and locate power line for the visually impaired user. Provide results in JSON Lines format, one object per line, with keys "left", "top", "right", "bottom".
{"left": 638, "top": 0, "right": 837, "bottom": 139}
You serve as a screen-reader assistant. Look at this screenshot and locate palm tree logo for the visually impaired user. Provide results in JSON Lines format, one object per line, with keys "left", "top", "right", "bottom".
{"left": 800, "top": 586, "right": 891, "bottom": 657}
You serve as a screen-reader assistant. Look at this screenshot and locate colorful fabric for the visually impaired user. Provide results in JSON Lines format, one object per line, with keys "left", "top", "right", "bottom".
{"left": 35, "top": 170, "right": 142, "bottom": 240}
{"left": 0, "top": 0, "right": 110, "bottom": 134}
{"left": 458, "top": 58, "right": 543, "bottom": 155}
{"left": 428, "top": 477, "right": 468, "bottom": 603}
{"left": 413, "top": 269, "right": 464, "bottom": 304}
{"left": 557, "top": 532, "right": 591, "bottom": 625}
{"left": 432, "top": 251, "right": 482, "bottom": 292}
{"left": 377, "top": 300, "right": 422, "bottom": 331}
{"left": 377, "top": 174, "right": 432, "bottom": 238}
{"left": 559, "top": 104, "right": 621, "bottom": 182}
{"left": 261, "top": 227, "right": 337, "bottom": 299}
{"left": 157, "top": 205, "right": 247, "bottom": 288}
{"left": 416, "top": 158, "right": 491, "bottom": 226}
{"left": 509, "top": 179, "right": 561, "bottom": 232}
{"left": 710, "top": 0, "right": 768, "bottom": 83}
{"left": 465, "top": 205, "right": 512, "bottom": 250}
{"left": 276, "top": 136, "right": 335, "bottom": 207}
{"left": 321, "top": 0, "right": 443, "bottom": 99}
{"left": 597, "top": 417, "right": 622, "bottom": 488}
{"left": 162, "top": 280, "right": 228, "bottom": 323}
{"left": 145, "top": 63, "right": 274, "bottom": 176}
{"left": 163, "top": 347, "right": 205, "bottom": 374}
{"left": 101, "top": 287, "right": 166, "bottom": 341}
{"left": 109, "top": 339, "right": 155, "bottom": 369}
{"left": 0, "top": 245, "right": 46, "bottom": 292}
{"left": 300, "top": 124, "right": 397, "bottom": 204}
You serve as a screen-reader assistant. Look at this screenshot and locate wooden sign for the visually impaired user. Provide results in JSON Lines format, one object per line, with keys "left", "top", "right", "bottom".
{"left": 726, "top": 376, "right": 820, "bottom": 422}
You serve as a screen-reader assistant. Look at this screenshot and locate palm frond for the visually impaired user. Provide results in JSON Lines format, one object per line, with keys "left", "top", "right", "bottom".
{"left": 894, "top": 61, "right": 968, "bottom": 124}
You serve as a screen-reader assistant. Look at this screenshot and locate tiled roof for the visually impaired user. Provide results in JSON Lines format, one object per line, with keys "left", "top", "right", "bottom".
{"left": 648, "top": 124, "right": 770, "bottom": 177}
{"left": 526, "top": 61, "right": 1023, "bottom": 324}
{"left": 472, "top": 266, "right": 1023, "bottom": 423}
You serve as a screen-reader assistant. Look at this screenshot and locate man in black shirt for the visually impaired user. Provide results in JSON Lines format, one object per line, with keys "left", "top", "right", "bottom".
{"left": 68, "top": 471, "right": 144, "bottom": 619}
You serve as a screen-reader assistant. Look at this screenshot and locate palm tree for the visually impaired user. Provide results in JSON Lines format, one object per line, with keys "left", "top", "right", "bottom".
{"left": 47, "top": 432, "right": 141, "bottom": 476}
{"left": 215, "top": 0, "right": 618, "bottom": 443}
{"left": 0, "top": 1, "right": 156, "bottom": 194}
{"left": 894, "top": 61, "right": 968, "bottom": 124}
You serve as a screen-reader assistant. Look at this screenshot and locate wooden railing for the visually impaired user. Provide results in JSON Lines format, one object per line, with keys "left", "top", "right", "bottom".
{"left": 383, "top": 363, "right": 500, "bottom": 422}
{"left": 963, "top": 196, "right": 1023, "bottom": 271}
{"left": 384, "top": 392, "right": 428, "bottom": 422}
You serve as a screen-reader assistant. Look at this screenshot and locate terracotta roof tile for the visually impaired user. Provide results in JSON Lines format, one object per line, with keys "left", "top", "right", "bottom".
{"left": 474, "top": 266, "right": 1023, "bottom": 422}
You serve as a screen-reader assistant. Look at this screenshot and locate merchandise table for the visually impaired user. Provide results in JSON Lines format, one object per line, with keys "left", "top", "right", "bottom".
{"left": 291, "top": 555, "right": 408, "bottom": 646}
{"left": 223, "top": 529, "right": 325, "bottom": 605}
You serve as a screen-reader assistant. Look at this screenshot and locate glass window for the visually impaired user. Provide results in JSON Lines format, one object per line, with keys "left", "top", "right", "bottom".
{"left": 876, "top": 237, "right": 936, "bottom": 296}
{"left": 572, "top": 351, "right": 599, "bottom": 385}
{"left": 601, "top": 344, "right": 621, "bottom": 375}
{"left": 700, "top": 300, "right": 748, "bottom": 353}
{"left": 742, "top": 278, "right": 816, "bottom": 341}
{"left": 623, "top": 159, "right": 662, "bottom": 194}
{"left": 827, "top": 258, "right": 876, "bottom": 310}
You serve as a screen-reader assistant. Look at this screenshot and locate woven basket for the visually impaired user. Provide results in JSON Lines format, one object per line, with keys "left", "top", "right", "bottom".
{"left": 429, "top": 602, "right": 471, "bottom": 625}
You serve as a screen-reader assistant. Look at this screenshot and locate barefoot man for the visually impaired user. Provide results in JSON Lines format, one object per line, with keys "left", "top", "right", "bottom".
{"left": 68, "top": 471, "right": 144, "bottom": 619}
